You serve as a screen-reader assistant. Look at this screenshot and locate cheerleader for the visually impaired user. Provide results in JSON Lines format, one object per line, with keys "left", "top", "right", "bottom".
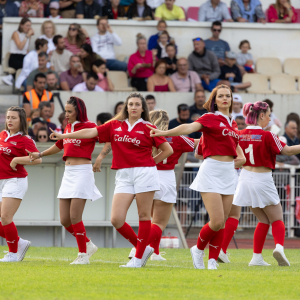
{"left": 128, "top": 110, "right": 199, "bottom": 261}
{"left": 148, "top": 85, "right": 246, "bottom": 270}
{"left": 49, "top": 93, "right": 173, "bottom": 268}
{"left": 0, "top": 106, "right": 42, "bottom": 262}
{"left": 28, "top": 97, "right": 101, "bottom": 265}
{"left": 233, "top": 101, "right": 300, "bottom": 267}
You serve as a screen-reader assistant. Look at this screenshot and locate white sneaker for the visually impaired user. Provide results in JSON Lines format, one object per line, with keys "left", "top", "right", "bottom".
{"left": 141, "top": 246, "right": 154, "bottom": 267}
{"left": 249, "top": 253, "right": 271, "bottom": 266}
{"left": 86, "top": 239, "right": 98, "bottom": 259}
{"left": 17, "top": 238, "right": 31, "bottom": 262}
{"left": 70, "top": 253, "right": 90, "bottom": 265}
{"left": 190, "top": 245, "right": 205, "bottom": 269}
{"left": 151, "top": 252, "right": 166, "bottom": 261}
{"left": 128, "top": 247, "right": 136, "bottom": 259}
{"left": 273, "top": 244, "right": 290, "bottom": 266}
{"left": 2, "top": 74, "right": 13, "bottom": 86}
{"left": 208, "top": 258, "right": 219, "bottom": 270}
{"left": 0, "top": 252, "right": 18, "bottom": 262}
{"left": 218, "top": 249, "right": 230, "bottom": 263}
{"left": 120, "top": 257, "right": 142, "bottom": 268}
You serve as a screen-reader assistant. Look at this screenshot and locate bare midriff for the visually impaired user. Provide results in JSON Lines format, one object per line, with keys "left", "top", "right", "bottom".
{"left": 243, "top": 165, "right": 271, "bottom": 173}
{"left": 65, "top": 157, "right": 92, "bottom": 165}
{"left": 209, "top": 155, "right": 234, "bottom": 162}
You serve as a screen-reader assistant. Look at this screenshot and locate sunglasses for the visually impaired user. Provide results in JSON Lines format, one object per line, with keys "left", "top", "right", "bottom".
{"left": 69, "top": 27, "right": 77, "bottom": 31}
{"left": 39, "top": 135, "right": 47, "bottom": 139}
{"left": 192, "top": 37, "right": 202, "bottom": 42}
{"left": 213, "top": 29, "right": 221, "bottom": 32}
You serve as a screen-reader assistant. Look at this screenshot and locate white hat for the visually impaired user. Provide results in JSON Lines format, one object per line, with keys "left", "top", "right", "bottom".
{"left": 49, "top": 2, "right": 60, "bottom": 9}
{"left": 233, "top": 94, "right": 242, "bottom": 103}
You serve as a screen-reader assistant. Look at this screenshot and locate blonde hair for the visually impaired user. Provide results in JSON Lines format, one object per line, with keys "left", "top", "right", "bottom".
{"left": 41, "top": 20, "right": 56, "bottom": 35}
{"left": 136, "top": 33, "right": 146, "bottom": 45}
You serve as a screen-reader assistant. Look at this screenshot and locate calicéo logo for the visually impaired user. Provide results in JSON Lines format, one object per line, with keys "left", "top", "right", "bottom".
{"left": 114, "top": 134, "right": 141, "bottom": 146}
{"left": 63, "top": 139, "right": 82, "bottom": 146}
{"left": 0, "top": 146, "right": 12, "bottom": 155}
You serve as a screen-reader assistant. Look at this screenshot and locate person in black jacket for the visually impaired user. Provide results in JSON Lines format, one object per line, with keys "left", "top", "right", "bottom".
{"left": 219, "top": 51, "right": 251, "bottom": 92}
{"left": 102, "top": 0, "right": 126, "bottom": 19}
{"left": 126, "top": 0, "right": 153, "bottom": 20}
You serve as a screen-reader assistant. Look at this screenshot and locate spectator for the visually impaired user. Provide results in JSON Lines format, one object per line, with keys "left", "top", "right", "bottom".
{"left": 23, "top": 73, "right": 53, "bottom": 119}
{"left": 171, "top": 57, "right": 203, "bottom": 92}
{"left": 28, "top": 108, "right": 41, "bottom": 127}
{"left": 46, "top": 71, "right": 60, "bottom": 91}
{"left": 2, "top": 17, "right": 34, "bottom": 86}
{"left": 147, "top": 0, "right": 164, "bottom": 10}
{"left": 79, "top": 43, "right": 102, "bottom": 73}
{"left": 35, "top": 127, "right": 49, "bottom": 143}
{"left": 204, "top": 21, "right": 230, "bottom": 66}
{"left": 237, "top": 40, "right": 255, "bottom": 74}
{"left": 268, "top": 0, "right": 297, "bottom": 23}
{"left": 155, "top": 0, "right": 185, "bottom": 21}
{"left": 102, "top": 0, "right": 126, "bottom": 19}
{"left": 48, "top": 1, "right": 61, "bottom": 18}
{"left": 145, "top": 94, "right": 157, "bottom": 111}
{"left": 235, "top": 115, "right": 246, "bottom": 130}
{"left": 189, "top": 90, "right": 207, "bottom": 116}
{"left": 64, "top": 23, "right": 90, "bottom": 55}
{"left": 26, "top": 52, "right": 60, "bottom": 91}
{"left": 60, "top": 55, "right": 84, "bottom": 91}
{"left": 147, "top": 59, "right": 176, "bottom": 92}
{"left": 50, "top": 35, "right": 73, "bottom": 75}
{"left": 199, "top": 0, "right": 233, "bottom": 22}
{"left": 127, "top": 0, "right": 153, "bottom": 20}
{"left": 91, "top": 18, "right": 127, "bottom": 72}
{"left": 76, "top": 0, "right": 102, "bottom": 19}
{"left": 128, "top": 33, "right": 156, "bottom": 91}
{"left": 155, "top": 30, "right": 175, "bottom": 59}
{"left": 96, "top": 112, "right": 113, "bottom": 125}
{"left": 231, "top": 94, "right": 243, "bottom": 119}
{"left": 231, "top": 0, "right": 266, "bottom": 23}
{"left": 169, "top": 104, "right": 198, "bottom": 138}
{"left": 39, "top": 20, "right": 56, "bottom": 54}
{"left": 19, "top": 0, "right": 44, "bottom": 17}
{"left": 59, "top": 0, "right": 76, "bottom": 18}
{"left": 148, "top": 20, "right": 168, "bottom": 50}
{"left": 15, "top": 38, "right": 48, "bottom": 89}
{"left": 164, "top": 44, "right": 177, "bottom": 75}
{"left": 55, "top": 112, "right": 67, "bottom": 134}
{"left": 191, "top": 113, "right": 201, "bottom": 121}
{"left": 92, "top": 59, "right": 114, "bottom": 91}
{"left": 38, "top": 101, "right": 57, "bottom": 133}
{"left": 72, "top": 72, "right": 104, "bottom": 91}
{"left": 263, "top": 99, "right": 282, "bottom": 129}
{"left": 188, "top": 37, "right": 224, "bottom": 92}
{"left": 28, "top": 117, "right": 47, "bottom": 139}
{"left": 114, "top": 101, "right": 124, "bottom": 115}
{"left": 219, "top": 51, "right": 251, "bottom": 91}
{"left": 286, "top": 112, "right": 300, "bottom": 140}
{"left": 284, "top": 120, "right": 300, "bottom": 160}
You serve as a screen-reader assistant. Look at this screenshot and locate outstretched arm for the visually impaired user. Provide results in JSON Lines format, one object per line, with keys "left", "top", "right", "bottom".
{"left": 26, "top": 144, "right": 62, "bottom": 161}
{"left": 281, "top": 145, "right": 300, "bottom": 156}
{"left": 50, "top": 128, "right": 98, "bottom": 141}
{"left": 147, "top": 122, "right": 202, "bottom": 137}
{"left": 10, "top": 156, "right": 42, "bottom": 171}
{"left": 93, "top": 143, "right": 112, "bottom": 172}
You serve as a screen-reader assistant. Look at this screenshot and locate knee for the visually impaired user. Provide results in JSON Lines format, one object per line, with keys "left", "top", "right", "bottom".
{"left": 70, "top": 214, "right": 82, "bottom": 225}
{"left": 138, "top": 211, "right": 150, "bottom": 221}
{"left": 210, "top": 219, "right": 225, "bottom": 231}
{"left": 111, "top": 216, "right": 124, "bottom": 229}
{"left": 1, "top": 214, "right": 11, "bottom": 226}
{"left": 60, "top": 218, "right": 71, "bottom": 228}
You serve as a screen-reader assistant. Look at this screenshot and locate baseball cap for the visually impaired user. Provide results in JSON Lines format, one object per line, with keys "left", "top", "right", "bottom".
{"left": 32, "top": 117, "right": 47, "bottom": 126}
{"left": 49, "top": 2, "right": 60, "bottom": 9}
{"left": 226, "top": 51, "right": 237, "bottom": 59}
{"left": 232, "top": 94, "right": 242, "bottom": 103}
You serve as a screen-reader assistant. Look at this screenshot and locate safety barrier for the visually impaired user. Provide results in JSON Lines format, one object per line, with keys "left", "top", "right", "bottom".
{"left": 176, "top": 163, "right": 300, "bottom": 238}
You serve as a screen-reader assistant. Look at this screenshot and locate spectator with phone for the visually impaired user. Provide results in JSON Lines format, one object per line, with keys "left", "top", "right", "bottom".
{"left": 79, "top": 44, "right": 103, "bottom": 73}
{"left": 92, "top": 59, "right": 114, "bottom": 91}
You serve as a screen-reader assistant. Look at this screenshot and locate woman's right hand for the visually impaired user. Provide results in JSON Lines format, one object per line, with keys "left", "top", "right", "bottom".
{"left": 93, "top": 157, "right": 103, "bottom": 172}
{"left": 49, "top": 128, "right": 64, "bottom": 140}
{"left": 136, "top": 63, "right": 143, "bottom": 69}
{"left": 146, "top": 125, "right": 164, "bottom": 137}
{"left": 27, "top": 28, "right": 34, "bottom": 37}
{"left": 26, "top": 150, "right": 40, "bottom": 162}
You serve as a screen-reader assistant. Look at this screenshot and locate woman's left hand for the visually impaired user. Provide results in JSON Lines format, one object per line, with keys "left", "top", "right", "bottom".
{"left": 10, "top": 158, "right": 18, "bottom": 171}
{"left": 49, "top": 128, "right": 63, "bottom": 141}
{"left": 93, "top": 158, "right": 103, "bottom": 172}
{"left": 146, "top": 125, "right": 164, "bottom": 137}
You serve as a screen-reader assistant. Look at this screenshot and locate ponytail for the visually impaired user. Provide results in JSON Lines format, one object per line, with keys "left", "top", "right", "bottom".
{"left": 243, "top": 101, "right": 269, "bottom": 125}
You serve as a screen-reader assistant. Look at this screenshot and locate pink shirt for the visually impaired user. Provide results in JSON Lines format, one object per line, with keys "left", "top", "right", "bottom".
{"left": 64, "top": 37, "right": 91, "bottom": 55}
{"left": 97, "top": 73, "right": 109, "bottom": 91}
{"left": 267, "top": 5, "right": 297, "bottom": 23}
{"left": 128, "top": 50, "right": 154, "bottom": 78}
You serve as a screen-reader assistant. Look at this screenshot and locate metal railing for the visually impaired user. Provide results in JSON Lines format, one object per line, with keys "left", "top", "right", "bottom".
{"left": 176, "top": 163, "right": 300, "bottom": 238}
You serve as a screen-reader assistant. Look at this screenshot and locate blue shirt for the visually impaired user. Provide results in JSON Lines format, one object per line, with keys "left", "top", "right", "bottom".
{"left": 204, "top": 39, "right": 230, "bottom": 60}
{"left": 0, "top": 0, "right": 19, "bottom": 25}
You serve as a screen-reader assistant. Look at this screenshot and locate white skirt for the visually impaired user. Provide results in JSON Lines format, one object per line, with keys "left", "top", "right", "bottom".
{"left": 57, "top": 164, "right": 102, "bottom": 201}
{"left": 154, "top": 170, "right": 177, "bottom": 203}
{"left": 233, "top": 168, "right": 280, "bottom": 208}
{"left": 190, "top": 157, "right": 236, "bottom": 195}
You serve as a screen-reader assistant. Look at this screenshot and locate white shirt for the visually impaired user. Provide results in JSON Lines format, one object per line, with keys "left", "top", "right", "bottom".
{"left": 10, "top": 31, "right": 29, "bottom": 55}
{"left": 15, "top": 50, "right": 38, "bottom": 89}
{"left": 39, "top": 35, "right": 56, "bottom": 54}
{"left": 90, "top": 32, "right": 122, "bottom": 60}
{"left": 231, "top": 110, "right": 243, "bottom": 120}
{"left": 72, "top": 82, "right": 104, "bottom": 92}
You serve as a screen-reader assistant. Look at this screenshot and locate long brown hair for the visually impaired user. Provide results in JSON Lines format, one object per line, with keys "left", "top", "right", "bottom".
{"left": 274, "top": 0, "right": 291, "bottom": 14}
{"left": 203, "top": 84, "right": 233, "bottom": 114}
{"left": 5, "top": 106, "right": 28, "bottom": 135}
{"left": 67, "top": 23, "right": 86, "bottom": 48}
{"left": 111, "top": 92, "right": 150, "bottom": 122}
{"left": 18, "top": 17, "right": 31, "bottom": 33}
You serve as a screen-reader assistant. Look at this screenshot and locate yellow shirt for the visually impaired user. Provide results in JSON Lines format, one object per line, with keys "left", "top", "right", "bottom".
{"left": 154, "top": 3, "right": 185, "bottom": 21}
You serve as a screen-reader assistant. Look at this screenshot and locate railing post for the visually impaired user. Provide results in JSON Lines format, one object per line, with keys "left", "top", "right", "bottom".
{"left": 289, "top": 167, "right": 295, "bottom": 238}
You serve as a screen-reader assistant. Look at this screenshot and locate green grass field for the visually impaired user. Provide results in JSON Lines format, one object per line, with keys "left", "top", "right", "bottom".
{"left": 0, "top": 246, "right": 299, "bottom": 300}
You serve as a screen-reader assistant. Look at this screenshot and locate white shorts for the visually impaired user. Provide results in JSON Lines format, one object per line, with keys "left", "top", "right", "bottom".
{"left": 154, "top": 170, "right": 177, "bottom": 203}
{"left": 57, "top": 164, "right": 102, "bottom": 201}
{"left": 0, "top": 177, "right": 28, "bottom": 201}
{"left": 233, "top": 168, "right": 280, "bottom": 208}
{"left": 114, "top": 166, "right": 160, "bottom": 194}
{"left": 190, "top": 157, "right": 236, "bottom": 195}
